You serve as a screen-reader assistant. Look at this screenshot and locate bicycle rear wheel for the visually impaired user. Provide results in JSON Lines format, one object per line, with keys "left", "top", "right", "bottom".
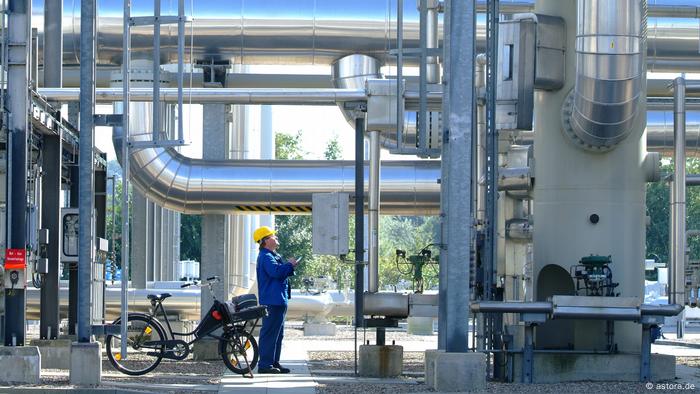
{"left": 220, "top": 329, "right": 259, "bottom": 375}
{"left": 105, "top": 314, "right": 167, "bottom": 376}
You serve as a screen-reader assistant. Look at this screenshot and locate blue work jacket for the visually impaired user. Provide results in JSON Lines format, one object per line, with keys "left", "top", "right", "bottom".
{"left": 256, "top": 247, "right": 295, "bottom": 306}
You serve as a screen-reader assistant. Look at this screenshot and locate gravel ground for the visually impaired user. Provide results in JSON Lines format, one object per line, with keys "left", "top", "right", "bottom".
{"left": 308, "top": 349, "right": 697, "bottom": 394}
{"left": 309, "top": 350, "right": 425, "bottom": 372}
{"left": 2, "top": 354, "right": 223, "bottom": 393}
{"left": 285, "top": 324, "right": 437, "bottom": 345}
{"left": 676, "top": 356, "right": 700, "bottom": 368}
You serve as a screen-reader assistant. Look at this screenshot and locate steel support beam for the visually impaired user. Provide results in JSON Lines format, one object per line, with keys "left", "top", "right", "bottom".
{"left": 77, "top": 0, "right": 96, "bottom": 343}
{"left": 40, "top": 134, "right": 61, "bottom": 339}
{"left": 39, "top": 0, "right": 63, "bottom": 341}
{"left": 438, "top": 0, "right": 475, "bottom": 353}
{"left": 5, "top": 0, "right": 31, "bottom": 346}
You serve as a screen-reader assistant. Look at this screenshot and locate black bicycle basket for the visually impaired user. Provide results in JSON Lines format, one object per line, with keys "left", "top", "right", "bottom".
{"left": 194, "top": 301, "right": 226, "bottom": 338}
{"left": 223, "top": 294, "right": 267, "bottom": 324}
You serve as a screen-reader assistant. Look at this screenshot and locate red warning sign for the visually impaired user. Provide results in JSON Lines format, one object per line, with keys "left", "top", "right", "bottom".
{"left": 5, "top": 249, "right": 26, "bottom": 270}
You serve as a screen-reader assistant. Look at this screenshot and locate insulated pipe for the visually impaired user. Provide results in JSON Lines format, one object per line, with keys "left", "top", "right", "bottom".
{"left": 671, "top": 77, "right": 687, "bottom": 306}
{"left": 42, "top": 0, "right": 61, "bottom": 88}
{"left": 113, "top": 126, "right": 440, "bottom": 215}
{"left": 566, "top": 0, "right": 644, "bottom": 150}
{"left": 367, "top": 130, "right": 381, "bottom": 293}
{"left": 475, "top": 54, "right": 487, "bottom": 224}
{"left": 509, "top": 110, "right": 700, "bottom": 155}
{"left": 471, "top": 301, "right": 684, "bottom": 317}
{"left": 38, "top": 1, "right": 700, "bottom": 73}
{"left": 330, "top": 54, "right": 382, "bottom": 127}
{"left": 424, "top": 0, "right": 440, "bottom": 84}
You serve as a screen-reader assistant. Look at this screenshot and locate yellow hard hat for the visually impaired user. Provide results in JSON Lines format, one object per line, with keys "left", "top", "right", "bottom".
{"left": 253, "top": 226, "right": 276, "bottom": 243}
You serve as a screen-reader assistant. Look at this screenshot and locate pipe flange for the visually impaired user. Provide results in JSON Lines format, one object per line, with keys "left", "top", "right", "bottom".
{"left": 560, "top": 90, "right": 618, "bottom": 153}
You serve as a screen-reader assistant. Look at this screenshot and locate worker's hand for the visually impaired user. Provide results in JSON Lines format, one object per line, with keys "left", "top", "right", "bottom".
{"left": 289, "top": 257, "right": 301, "bottom": 267}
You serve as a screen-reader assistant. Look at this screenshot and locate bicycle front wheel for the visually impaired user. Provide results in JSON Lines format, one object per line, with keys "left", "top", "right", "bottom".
{"left": 220, "top": 329, "right": 259, "bottom": 375}
{"left": 105, "top": 314, "right": 167, "bottom": 376}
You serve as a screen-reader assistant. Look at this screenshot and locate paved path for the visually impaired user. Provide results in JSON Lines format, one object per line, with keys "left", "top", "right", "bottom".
{"left": 218, "top": 338, "right": 316, "bottom": 394}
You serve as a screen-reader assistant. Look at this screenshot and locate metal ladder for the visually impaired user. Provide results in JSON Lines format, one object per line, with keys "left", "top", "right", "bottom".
{"left": 123, "top": 0, "right": 187, "bottom": 149}
{"left": 119, "top": 0, "right": 188, "bottom": 359}
{"left": 391, "top": 0, "right": 441, "bottom": 158}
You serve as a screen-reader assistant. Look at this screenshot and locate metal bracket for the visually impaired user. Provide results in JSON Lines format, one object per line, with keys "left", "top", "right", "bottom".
{"left": 92, "top": 324, "right": 121, "bottom": 336}
{"left": 363, "top": 318, "right": 399, "bottom": 328}
{"left": 94, "top": 114, "right": 123, "bottom": 127}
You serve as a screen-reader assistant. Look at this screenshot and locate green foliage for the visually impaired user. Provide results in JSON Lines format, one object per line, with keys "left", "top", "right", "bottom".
{"left": 105, "top": 176, "right": 131, "bottom": 269}
{"left": 646, "top": 158, "right": 700, "bottom": 266}
{"left": 272, "top": 130, "right": 440, "bottom": 291}
{"left": 276, "top": 131, "right": 307, "bottom": 160}
{"left": 379, "top": 216, "right": 440, "bottom": 291}
{"left": 324, "top": 135, "right": 342, "bottom": 160}
{"left": 180, "top": 214, "right": 202, "bottom": 261}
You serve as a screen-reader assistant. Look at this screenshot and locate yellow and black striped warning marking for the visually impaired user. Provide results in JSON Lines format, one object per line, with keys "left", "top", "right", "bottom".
{"left": 234, "top": 205, "right": 312, "bottom": 213}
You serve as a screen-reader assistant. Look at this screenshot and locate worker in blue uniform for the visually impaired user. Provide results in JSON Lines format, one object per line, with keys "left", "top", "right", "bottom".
{"left": 254, "top": 226, "right": 299, "bottom": 374}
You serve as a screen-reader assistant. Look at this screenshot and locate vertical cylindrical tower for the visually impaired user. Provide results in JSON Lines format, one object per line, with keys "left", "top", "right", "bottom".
{"left": 533, "top": 0, "right": 647, "bottom": 352}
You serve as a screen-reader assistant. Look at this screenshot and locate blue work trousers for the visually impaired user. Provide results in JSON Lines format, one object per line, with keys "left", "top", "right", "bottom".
{"left": 258, "top": 304, "right": 287, "bottom": 369}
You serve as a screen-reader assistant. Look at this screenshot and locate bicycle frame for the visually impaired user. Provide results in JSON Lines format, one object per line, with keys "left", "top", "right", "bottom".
{"left": 147, "top": 297, "right": 262, "bottom": 348}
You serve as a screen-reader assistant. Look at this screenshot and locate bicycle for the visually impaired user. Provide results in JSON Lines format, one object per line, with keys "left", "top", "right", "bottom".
{"left": 104, "top": 276, "right": 267, "bottom": 378}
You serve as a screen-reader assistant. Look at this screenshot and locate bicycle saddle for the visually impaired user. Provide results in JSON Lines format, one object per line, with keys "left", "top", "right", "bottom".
{"left": 147, "top": 293, "right": 172, "bottom": 301}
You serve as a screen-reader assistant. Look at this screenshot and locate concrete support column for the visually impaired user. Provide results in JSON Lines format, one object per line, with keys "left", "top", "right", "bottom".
{"left": 201, "top": 103, "right": 230, "bottom": 312}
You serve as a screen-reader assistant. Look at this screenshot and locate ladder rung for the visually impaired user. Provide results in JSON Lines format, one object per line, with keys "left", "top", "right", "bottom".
{"left": 129, "top": 15, "right": 187, "bottom": 27}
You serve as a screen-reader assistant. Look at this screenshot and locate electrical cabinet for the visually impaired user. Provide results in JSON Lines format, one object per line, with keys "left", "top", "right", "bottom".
{"left": 312, "top": 192, "right": 349, "bottom": 256}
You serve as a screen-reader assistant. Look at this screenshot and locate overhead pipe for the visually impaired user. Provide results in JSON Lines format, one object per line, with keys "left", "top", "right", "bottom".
{"left": 565, "top": 0, "right": 644, "bottom": 150}
{"left": 113, "top": 126, "right": 440, "bottom": 215}
{"left": 41, "top": 1, "right": 700, "bottom": 73}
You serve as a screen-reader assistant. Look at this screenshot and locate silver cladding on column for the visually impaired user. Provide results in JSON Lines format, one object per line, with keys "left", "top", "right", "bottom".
{"left": 566, "top": 0, "right": 644, "bottom": 150}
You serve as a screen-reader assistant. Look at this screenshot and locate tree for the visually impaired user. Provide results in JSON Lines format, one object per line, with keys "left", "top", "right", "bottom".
{"left": 276, "top": 131, "right": 307, "bottom": 160}
{"left": 324, "top": 135, "right": 341, "bottom": 160}
{"left": 378, "top": 216, "right": 440, "bottom": 291}
{"left": 646, "top": 158, "right": 700, "bottom": 267}
{"left": 180, "top": 214, "right": 202, "bottom": 261}
{"left": 105, "top": 172, "right": 131, "bottom": 269}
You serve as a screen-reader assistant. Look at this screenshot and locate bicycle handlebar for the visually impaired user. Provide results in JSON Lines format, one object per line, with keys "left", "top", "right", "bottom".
{"left": 180, "top": 276, "right": 220, "bottom": 289}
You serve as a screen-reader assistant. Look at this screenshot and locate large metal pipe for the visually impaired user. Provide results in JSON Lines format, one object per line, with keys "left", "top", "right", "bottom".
{"left": 26, "top": 285, "right": 357, "bottom": 322}
{"left": 506, "top": 109, "right": 700, "bottom": 155}
{"left": 114, "top": 124, "right": 440, "bottom": 215}
{"left": 475, "top": 54, "right": 487, "bottom": 224}
{"left": 367, "top": 130, "right": 381, "bottom": 293}
{"left": 471, "top": 301, "right": 684, "bottom": 317}
{"left": 670, "top": 77, "right": 687, "bottom": 307}
{"left": 42, "top": 0, "right": 61, "bottom": 88}
{"left": 31, "top": 1, "right": 700, "bottom": 73}
{"left": 566, "top": 0, "right": 643, "bottom": 150}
